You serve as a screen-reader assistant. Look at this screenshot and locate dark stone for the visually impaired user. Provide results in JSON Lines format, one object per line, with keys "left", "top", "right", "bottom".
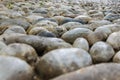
{"left": 61, "top": 18, "right": 87, "bottom": 25}
{"left": 37, "top": 18, "right": 57, "bottom": 23}
{"left": 0, "top": 18, "right": 30, "bottom": 30}
{"left": 37, "top": 31, "right": 56, "bottom": 37}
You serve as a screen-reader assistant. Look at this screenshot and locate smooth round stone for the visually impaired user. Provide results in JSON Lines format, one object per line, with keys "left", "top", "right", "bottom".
{"left": 95, "top": 27, "right": 112, "bottom": 36}
{"left": 3, "top": 35, "right": 72, "bottom": 56}
{"left": 90, "top": 12, "right": 104, "bottom": 20}
{"left": 89, "top": 20, "right": 112, "bottom": 29}
{"left": 52, "top": 16, "right": 65, "bottom": 25}
{"left": 61, "top": 22, "right": 92, "bottom": 30}
{"left": 107, "top": 31, "right": 120, "bottom": 50}
{"left": 108, "top": 24, "right": 120, "bottom": 32}
{"left": 73, "top": 38, "right": 89, "bottom": 51}
{"left": 90, "top": 41, "right": 115, "bottom": 63}
{"left": 28, "top": 27, "right": 48, "bottom": 35}
{"left": 32, "top": 8, "right": 49, "bottom": 17}
{"left": 52, "top": 63, "right": 120, "bottom": 80}
{"left": 26, "top": 14, "right": 44, "bottom": 24}
{"left": 0, "top": 43, "right": 38, "bottom": 65}
{"left": 61, "top": 18, "right": 87, "bottom": 25}
{"left": 37, "top": 31, "right": 56, "bottom": 37}
{"left": 33, "top": 8, "right": 48, "bottom": 14}
{"left": 36, "top": 48, "right": 92, "bottom": 79}
{"left": 3, "top": 25, "right": 26, "bottom": 34}
{"left": 34, "top": 20, "right": 58, "bottom": 28}
{"left": 7, "top": 10, "right": 23, "bottom": 18}
{"left": 113, "top": 19, "right": 120, "bottom": 24}
{"left": 0, "top": 41, "right": 7, "bottom": 50}
{"left": 62, "top": 28, "right": 93, "bottom": 44}
{"left": 30, "top": 25, "right": 67, "bottom": 37}
{"left": 88, "top": 10, "right": 98, "bottom": 14}
{"left": 87, "top": 31, "right": 108, "bottom": 45}
{"left": 74, "top": 15, "right": 92, "bottom": 23}
{"left": 0, "top": 18, "right": 30, "bottom": 31}
{"left": 0, "top": 56, "right": 34, "bottom": 80}
{"left": 113, "top": 51, "right": 120, "bottom": 63}
{"left": 97, "top": 24, "right": 120, "bottom": 33}
{"left": 37, "top": 18, "right": 57, "bottom": 23}
{"left": 104, "top": 13, "right": 120, "bottom": 21}
{"left": 61, "top": 22, "right": 82, "bottom": 30}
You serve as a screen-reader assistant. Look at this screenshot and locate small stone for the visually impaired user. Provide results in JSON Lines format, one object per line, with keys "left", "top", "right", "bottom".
{"left": 73, "top": 38, "right": 89, "bottom": 51}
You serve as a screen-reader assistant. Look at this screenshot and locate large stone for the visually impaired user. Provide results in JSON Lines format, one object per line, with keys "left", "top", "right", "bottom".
{"left": 89, "top": 20, "right": 112, "bottom": 30}
{"left": 90, "top": 41, "right": 115, "bottom": 63}
{"left": 3, "top": 25, "right": 26, "bottom": 34}
{"left": 62, "top": 28, "right": 93, "bottom": 44}
{"left": 0, "top": 56, "right": 34, "bottom": 80}
{"left": 2, "top": 34, "right": 72, "bottom": 56}
{"left": 95, "top": 26, "right": 112, "bottom": 36}
{"left": 107, "top": 31, "right": 120, "bottom": 50}
{"left": 52, "top": 63, "right": 120, "bottom": 80}
{"left": 87, "top": 31, "right": 108, "bottom": 45}
{"left": 0, "top": 43, "right": 38, "bottom": 66}
{"left": 0, "top": 18, "right": 30, "bottom": 31}
{"left": 36, "top": 48, "right": 92, "bottom": 79}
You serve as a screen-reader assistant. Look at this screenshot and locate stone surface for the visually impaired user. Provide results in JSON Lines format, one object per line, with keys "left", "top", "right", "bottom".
{"left": 36, "top": 48, "right": 92, "bottom": 79}
{"left": 0, "top": 43, "right": 38, "bottom": 65}
{"left": 107, "top": 31, "right": 120, "bottom": 51}
{"left": 52, "top": 63, "right": 120, "bottom": 80}
{"left": 62, "top": 28, "right": 93, "bottom": 43}
{"left": 90, "top": 41, "right": 115, "bottom": 63}
{"left": 2, "top": 35, "right": 72, "bottom": 56}
{"left": 73, "top": 38, "right": 89, "bottom": 51}
{"left": 0, "top": 56, "right": 34, "bottom": 80}
{"left": 113, "top": 51, "right": 120, "bottom": 63}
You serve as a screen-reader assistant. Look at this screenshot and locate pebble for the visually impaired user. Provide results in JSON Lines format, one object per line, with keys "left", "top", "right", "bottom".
{"left": 73, "top": 38, "right": 89, "bottom": 51}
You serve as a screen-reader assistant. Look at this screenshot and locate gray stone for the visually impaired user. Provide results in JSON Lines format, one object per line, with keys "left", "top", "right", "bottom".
{"left": 52, "top": 63, "right": 120, "bottom": 80}
{"left": 36, "top": 48, "right": 92, "bottom": 79}
{"left": 90, "top": 41, "right": 115, "bottom": 63}
{"left": 0, "top": 56, "right": 34, "bottom": 80}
